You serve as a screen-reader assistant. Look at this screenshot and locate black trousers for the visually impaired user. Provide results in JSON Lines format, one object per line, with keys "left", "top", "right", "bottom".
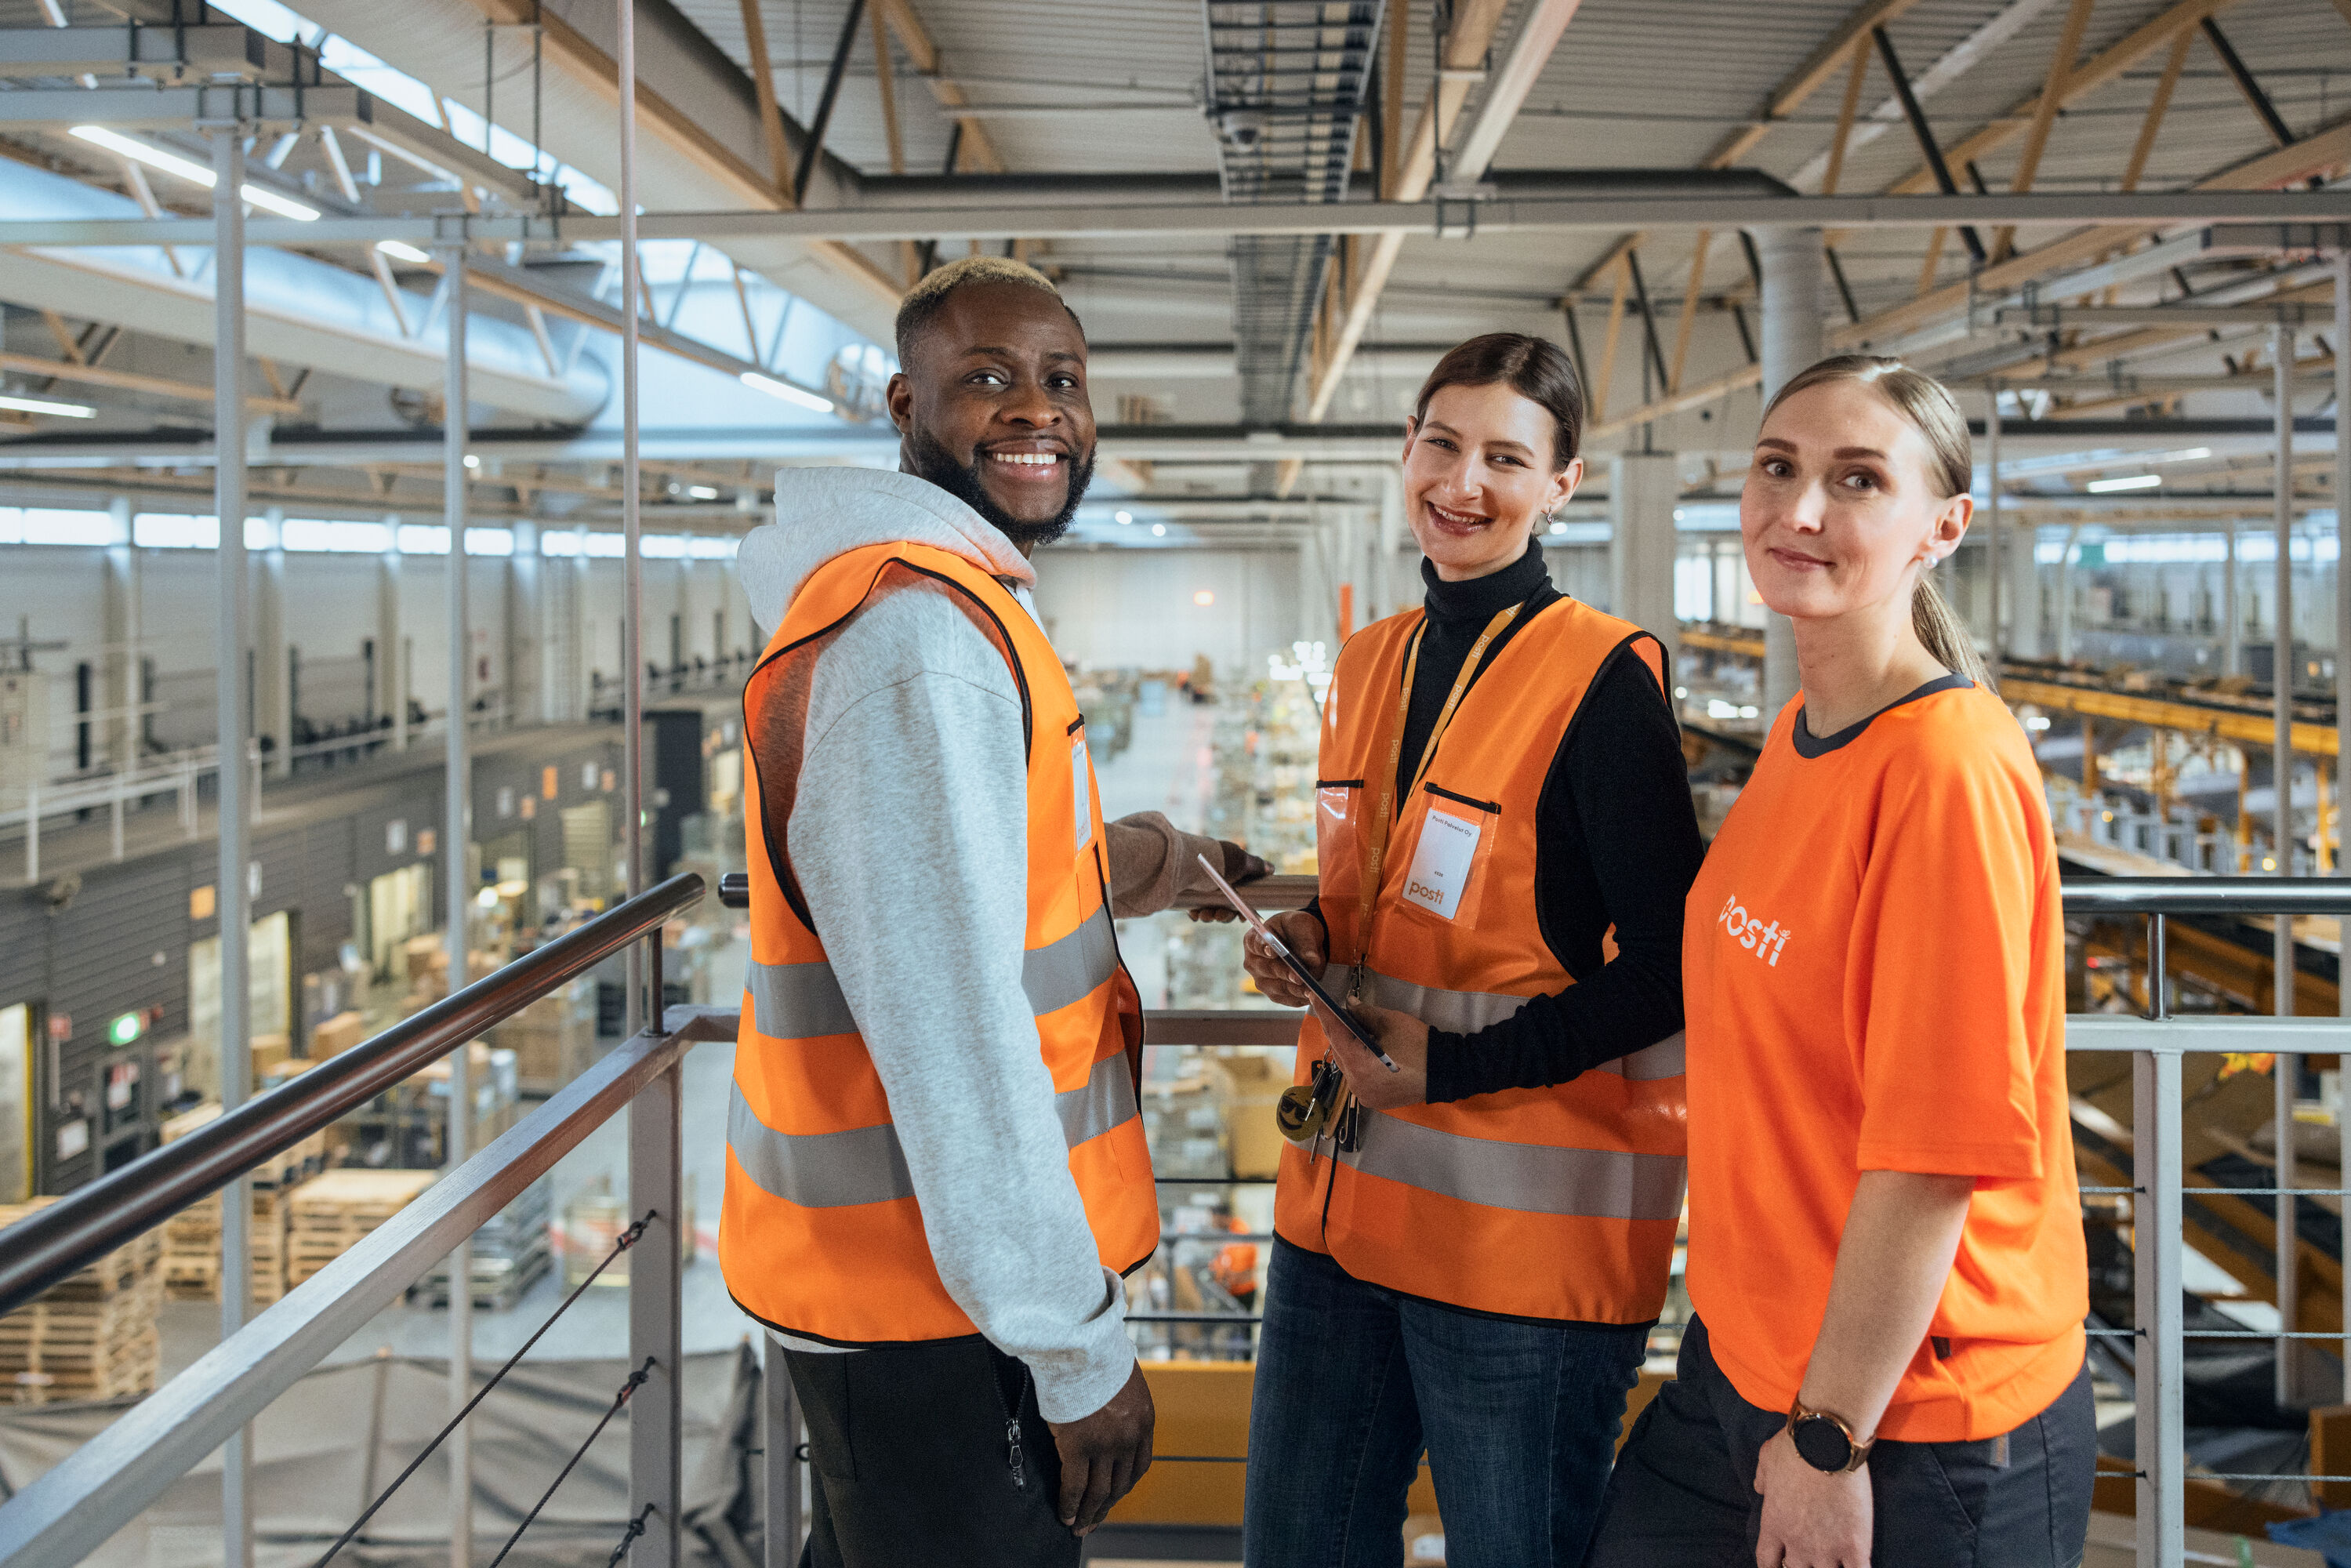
{"left": 1586, "top": 1318, "right": 2096, "bottom": 1568}
{"left": 782, "top": 1337, "right": 1080, "bottom": 1568}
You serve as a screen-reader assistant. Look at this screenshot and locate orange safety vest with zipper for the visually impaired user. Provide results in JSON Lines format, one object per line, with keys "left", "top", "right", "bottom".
{"left": 721, "top": 539, "right": 1159, "bottom": 1346}
{"left": 1273, "top": 596, "right": 1689, "bottom": 1325}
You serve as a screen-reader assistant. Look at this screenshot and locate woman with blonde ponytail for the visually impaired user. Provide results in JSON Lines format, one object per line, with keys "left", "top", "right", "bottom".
{"left": 1587, "top": 356, "right": 2093, "bottom": 1568}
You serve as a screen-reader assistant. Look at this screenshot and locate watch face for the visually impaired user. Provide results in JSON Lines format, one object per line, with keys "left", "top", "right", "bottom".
{"left": 1791, "top": 1415, "right": 1853, "bottom": 1473}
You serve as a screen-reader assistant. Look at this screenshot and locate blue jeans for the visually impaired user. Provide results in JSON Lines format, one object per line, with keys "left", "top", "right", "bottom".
{"left": 1242, "top": 1237, "right": 1649, "bottom": 1568}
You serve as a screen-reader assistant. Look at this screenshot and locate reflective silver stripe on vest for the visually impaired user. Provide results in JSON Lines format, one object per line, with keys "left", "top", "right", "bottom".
{"left": 1024, "top": 903, "right": 1120, "bottom": 1017}
{"left": 728, "top": 1054, "right": 1138, "bottom": 1210}
{"left": 1324, "top": 966, "right": 1684, "bottom": 1080}
{"left": 1056, "top": 1051, "right": 1141, "bottom": 1147}
{"left": 728, "top": 1083, "right": 916, "bottom": 1209}
{"left": 748, "top": 903, "right": 1119, "bottom": 1041}
{"left": 749, "top": 959, "right": 857, "bottom": 1040}
{"left": 1339, "top": 1109, "right": 1686, "bottom": 1221}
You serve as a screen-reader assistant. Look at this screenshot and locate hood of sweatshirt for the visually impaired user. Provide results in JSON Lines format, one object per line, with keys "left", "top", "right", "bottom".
{"left": 738, "top": 466, "right": 1035, "bottom": 648}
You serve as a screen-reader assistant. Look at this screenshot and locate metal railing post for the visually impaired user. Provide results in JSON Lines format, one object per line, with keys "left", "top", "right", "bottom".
{"left": 626, "top": 1056, "right": 683, "bottom": 1567}
{"left": 209, "top": 117, "right": 256, "bottom": 1568}
{"left": 2133, "top": 1044, "right": 2184, "bottom": 1568}
{"left": 763, "top": 1336, "right": 802, "bottom": 1566}
{"left": 441, "top": 240, "right": 475, "bottom": 1568}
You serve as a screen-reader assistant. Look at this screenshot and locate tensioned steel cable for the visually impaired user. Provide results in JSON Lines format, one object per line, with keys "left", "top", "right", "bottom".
{"left": 485, "top": 1356, "right": 658, "bottom": 1568}
{"left": 605, "top": 1503, "right": 657, "bottom": 1565}
{"left": 310, "top": 1212, "right": 653, "bottom": 1567}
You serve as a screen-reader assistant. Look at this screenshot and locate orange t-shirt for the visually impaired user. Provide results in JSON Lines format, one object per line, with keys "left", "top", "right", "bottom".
{"left": 1683, "top": 677, "right": 2085, "bottom": 1443}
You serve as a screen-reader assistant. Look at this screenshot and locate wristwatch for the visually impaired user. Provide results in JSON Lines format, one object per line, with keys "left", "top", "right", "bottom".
{"left": 1786, "top": 1398, "right": 1874, "bottom": 1475}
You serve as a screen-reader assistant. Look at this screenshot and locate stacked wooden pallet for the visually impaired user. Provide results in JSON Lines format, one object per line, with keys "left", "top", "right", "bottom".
{"left": 285, "top": 1170, "right": 438, "bottom": 1287}
{"left": 157, "top": 1101, "right": 325, "bottom": 1305}
{"left": 0, "top": 1200, "right": 165, "bottom": 1405}
{"left": 160, "top": 1187, "right": 291, "bottom": 1305}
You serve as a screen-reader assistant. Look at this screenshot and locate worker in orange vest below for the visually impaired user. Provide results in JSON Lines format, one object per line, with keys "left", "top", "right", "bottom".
{"left": 1586, "top": 357, "right": 2093, "bottom": 1568}
{"left": 724, "top": 255, "right": 1263, "bottom": 1568}
{"left": 1228, "top": 333, "right": 1705, "bottom": 1567}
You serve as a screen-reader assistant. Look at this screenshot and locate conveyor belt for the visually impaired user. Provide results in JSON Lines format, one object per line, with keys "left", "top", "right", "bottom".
{"left": 1676, "top": 624, "right": 2343, "bottom": 756}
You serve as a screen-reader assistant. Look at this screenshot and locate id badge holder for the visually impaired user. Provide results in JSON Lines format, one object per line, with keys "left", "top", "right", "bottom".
{"left": 1315, "top": 779, "right": 1364, "bottom": 909}
{"left": 1395, "top": 787, "right": 1501, "bottom": 929}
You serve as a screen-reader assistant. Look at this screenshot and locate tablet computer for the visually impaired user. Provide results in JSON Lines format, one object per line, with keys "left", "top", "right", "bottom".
{"left": 1195, "top": 854, "right": 1398, "bottom": 1072}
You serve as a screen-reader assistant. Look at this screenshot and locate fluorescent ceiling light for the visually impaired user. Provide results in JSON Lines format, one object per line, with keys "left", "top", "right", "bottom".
{"left": 1114, "top": 510, "right": 1134, "bottom": 524}
{"left": 376, "top": 239, "right": 432, "bottom": 264}
{"left": 68, "top": 125, "right": 318, "bottom": 220}
{"left": 739, "top": 372, "right": 834, "bottom": 414}
{"left": 239, "top": 184, "right": 319, "bottom": 221}
{"left": 1150, "top": 522, "right": 1167, "bottom": 537}
{"left": 687, "top": 485, "right": 719, "bottom": 499}
{"left": 71, "top": 125, "right": 212, "bottom": 185}
{"left": 0, "top": 393, "right": 96, "bottom": 419}
{"left": 2085, "top": 474, "right": 2162, "bottom": 493}
{"left": 463, "top": 454, "right": 480, "bottom": 469}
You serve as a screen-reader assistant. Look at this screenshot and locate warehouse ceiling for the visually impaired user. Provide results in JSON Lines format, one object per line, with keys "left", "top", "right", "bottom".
{"left": 0, "top": 0, "right": 2345, "bottom": 549}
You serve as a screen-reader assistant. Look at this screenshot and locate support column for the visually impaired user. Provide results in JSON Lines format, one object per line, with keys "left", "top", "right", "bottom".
{"left": 209, "top": 121, "right": 255, "bottom": 1568}
{"left": 438, "top": 241, "right": 474, "bottom": 1568}
{"left": 102, "top": 496, "right": 139, "bottom": 775}
{"left": 376, "top": 540, "right": 402, "bottom": 742}
{"left": 1609, "top": 452, "right": 1680, "bottom": 661}
{"left": 257, "top": 507, "right": 289, "bottom": 778}
{"left": 508, "top": 521, "right": 542, "bottom": 727}
{"left": 618, "top": 6, "right": 679, "bottom": 1563}
{"left": 2056, "top": 524, "right": 2081, "bottom": 664}
{"left": 2225, "top": 523, "right": 2242, "bottom": 677}
{"left": 2273, "top": 322, "right": 2299, "bottom": 1410}
{"left": 1754, "top": 227, "right": 1823, "bottom": 720}
{"left": 1984, "top": 389, "right": 2002, "bottom": 681}
{"left": 571, "top": 535, "right": 592, "bottom": 723}
{"left": 2005, "top": 522, "right": 2043, "bottom": 659}
{"left": 1375, "top": 469, "right": 1404, "bottom": 623}
{"left": 2335, "top": 250, "right": 2351, "bottom": 1053}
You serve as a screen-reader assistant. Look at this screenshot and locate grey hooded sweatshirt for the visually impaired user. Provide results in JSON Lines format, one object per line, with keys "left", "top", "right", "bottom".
{"left": 737, "top": 466, "right": 1199, "bottom": 1425}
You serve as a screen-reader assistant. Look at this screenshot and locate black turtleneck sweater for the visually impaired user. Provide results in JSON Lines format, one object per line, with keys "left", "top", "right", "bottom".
{"left": 1311, "top": 540, "right": 1704, "bottom": 1102}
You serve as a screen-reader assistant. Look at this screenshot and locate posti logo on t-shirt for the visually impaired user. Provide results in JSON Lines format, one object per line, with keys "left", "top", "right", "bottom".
{"left": 1714, "top": 895, "right": 1791, "bottom": 967}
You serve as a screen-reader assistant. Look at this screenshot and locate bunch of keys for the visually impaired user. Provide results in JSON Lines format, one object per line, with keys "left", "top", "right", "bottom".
{"left": 1276, "top": 1058, "right": 1342, "bottom": 1148}
{"left": 1276, "top": 1058, "right": 1366, "bottom": 1167}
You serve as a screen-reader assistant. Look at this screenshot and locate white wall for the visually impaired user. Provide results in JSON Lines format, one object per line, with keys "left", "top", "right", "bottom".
{"left": 1031, "top": 549, "right": 1303, "bottom": 675}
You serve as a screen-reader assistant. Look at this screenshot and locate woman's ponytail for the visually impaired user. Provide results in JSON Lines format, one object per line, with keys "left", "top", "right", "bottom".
{"left": 1912, "top": 575, "right": 1989, "bottom": 687}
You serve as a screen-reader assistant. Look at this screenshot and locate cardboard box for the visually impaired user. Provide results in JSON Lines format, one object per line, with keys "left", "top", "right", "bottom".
{"left": 1206, "top": 1052, "right": 1289, "bottom": 1178}
{"left": 250, "top": 1033, "right": 291, "bottom": 1075}
{"left": 311, "top": 1011, "right": 365, "bottom": 1060}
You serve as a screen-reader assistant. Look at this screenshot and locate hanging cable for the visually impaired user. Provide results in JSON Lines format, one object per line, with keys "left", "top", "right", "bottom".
{"left": 308, "top": 1213, "right": 653, "bottom": 1568}
{"left": 485, "top": 1356, "right": 658, "bottom": 1568}
{"left": 606, "top": 1503, "right": 658, "bottom": 1566}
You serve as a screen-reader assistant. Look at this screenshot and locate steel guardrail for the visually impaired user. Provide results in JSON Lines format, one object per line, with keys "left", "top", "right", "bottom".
{"left": 0, "top": 871, "right": 706, "bottom": 1317}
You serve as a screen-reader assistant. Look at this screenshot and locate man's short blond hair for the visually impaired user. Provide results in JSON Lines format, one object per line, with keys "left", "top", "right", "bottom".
{"left": 894, "top": 254, "right": 1082, "bottom": 363}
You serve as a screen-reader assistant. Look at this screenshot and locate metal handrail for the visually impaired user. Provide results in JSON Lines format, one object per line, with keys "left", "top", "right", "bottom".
{"left": 0, "top": 870, "right": 706, "bottom": 1318}
{"left": 2061, "top": 876, "right": 2351, "bottom": 915}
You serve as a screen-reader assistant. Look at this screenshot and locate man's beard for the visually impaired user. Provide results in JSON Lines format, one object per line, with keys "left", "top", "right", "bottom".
{"left": 903, "top": 425, "right": 1095, "bottom": 553}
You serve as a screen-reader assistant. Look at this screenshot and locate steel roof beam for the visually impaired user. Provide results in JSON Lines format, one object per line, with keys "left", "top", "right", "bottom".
{"left": 0, "top": 189, "right": 2331, "bottom": 247}
{"left": 0, "top": 23, "right": 276, "bottom": 80}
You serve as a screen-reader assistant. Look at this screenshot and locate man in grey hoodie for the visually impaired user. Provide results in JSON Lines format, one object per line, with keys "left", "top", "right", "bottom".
{"left": 731, "top": 256, "right": 1261, "bottom": 1566}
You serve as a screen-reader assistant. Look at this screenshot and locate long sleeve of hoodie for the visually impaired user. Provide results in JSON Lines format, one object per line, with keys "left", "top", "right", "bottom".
{"left": 782, "top": 587, "right": 1137, "bottom": 1425}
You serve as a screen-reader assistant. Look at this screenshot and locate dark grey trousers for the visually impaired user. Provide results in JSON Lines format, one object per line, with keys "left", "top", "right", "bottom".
{"left": 783, "top": 1337, "right": 1080, "bottom": 1568}
{"left": 1585, "top": 1318, "right": 2095, "bottom": 1568}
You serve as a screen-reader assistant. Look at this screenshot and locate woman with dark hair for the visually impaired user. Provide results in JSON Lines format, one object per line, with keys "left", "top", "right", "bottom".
{"left": 1232, "top": 333, "right": 1705, "bottom": 1566}
{"left": 1585, "top": 357, "right": 2092, "bottom": 1568}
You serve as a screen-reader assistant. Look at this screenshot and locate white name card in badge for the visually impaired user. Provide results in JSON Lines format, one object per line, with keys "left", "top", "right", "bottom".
{"left": 1400, "top": 809, "right": 1481, "bottom": 921}
{"left": 1071, "top": 735, "right": 1094, "bottom": 851}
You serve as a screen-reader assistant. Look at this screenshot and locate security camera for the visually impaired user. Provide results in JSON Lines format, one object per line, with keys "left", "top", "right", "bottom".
{"left": 1217, "top": 110, "right": 1268, "bottom": 150}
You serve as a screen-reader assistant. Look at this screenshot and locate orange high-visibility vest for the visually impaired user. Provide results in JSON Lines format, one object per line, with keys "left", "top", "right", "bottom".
{"left": 1274, "top": 597, "right": 1689, "bottom": 1324}
{"left": 721, "top": 539, "right": 1159, "bottom": 1346}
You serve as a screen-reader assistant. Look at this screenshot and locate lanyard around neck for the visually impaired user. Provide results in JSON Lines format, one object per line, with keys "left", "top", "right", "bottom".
{"left": 1353, "top": 603, "right": 1522, "bottom": 935}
